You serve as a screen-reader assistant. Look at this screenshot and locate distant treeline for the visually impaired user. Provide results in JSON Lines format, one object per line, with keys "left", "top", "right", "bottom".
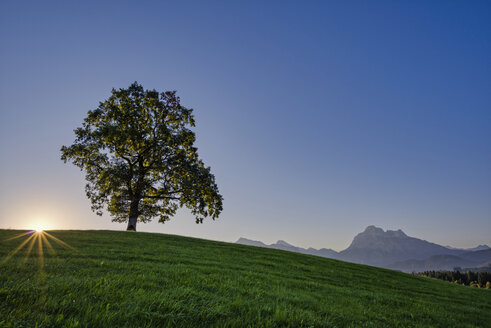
{"left": 418, "top": 271, "right": 491, "bottom": 289}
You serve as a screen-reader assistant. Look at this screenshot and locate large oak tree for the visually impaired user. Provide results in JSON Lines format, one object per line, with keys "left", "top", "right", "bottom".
{"left": 61, "top": 82, "right": 223, "bottom": 231}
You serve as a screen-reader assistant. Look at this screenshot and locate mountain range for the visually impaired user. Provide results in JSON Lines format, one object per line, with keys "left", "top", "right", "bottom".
{"left": 236, "top": 226, "right": 491, "bottom": 273}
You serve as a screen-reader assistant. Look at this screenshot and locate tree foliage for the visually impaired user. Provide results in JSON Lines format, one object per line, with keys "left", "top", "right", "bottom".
{"left": 61, "top": 82, "right": 223, "bottom": 230}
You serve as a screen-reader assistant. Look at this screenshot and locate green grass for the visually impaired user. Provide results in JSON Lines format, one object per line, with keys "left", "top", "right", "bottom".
{"left": 0, "top": 230, "right": 489, "bottom": 327}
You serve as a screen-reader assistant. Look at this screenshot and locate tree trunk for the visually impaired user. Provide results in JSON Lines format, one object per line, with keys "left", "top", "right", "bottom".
{"left": 126, "top": 216, "right": 137, "bottom": 231}
{"left": 126, "top": 200, "right": 139, "bottom": 231}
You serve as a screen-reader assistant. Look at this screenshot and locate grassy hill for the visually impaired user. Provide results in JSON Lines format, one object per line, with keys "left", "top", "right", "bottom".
{"left": 0, "top": 229, "right": 489, "bottom": 327}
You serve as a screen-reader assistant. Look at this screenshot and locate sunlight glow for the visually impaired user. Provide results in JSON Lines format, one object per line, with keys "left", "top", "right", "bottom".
{"left": 31, "top": 222, "right": 49, "bottom": 233}
{"left": 27, "top": 213, "right": 56, "bottom": 233}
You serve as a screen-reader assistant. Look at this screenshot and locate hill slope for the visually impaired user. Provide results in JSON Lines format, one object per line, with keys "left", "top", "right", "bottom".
{"left": 0, "top": 229, "right": 490, "bottom": 327}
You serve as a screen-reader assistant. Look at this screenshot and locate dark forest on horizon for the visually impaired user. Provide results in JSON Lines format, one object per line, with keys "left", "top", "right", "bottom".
{"left": 417, "top": 270, "right": 491, "bottom": 288}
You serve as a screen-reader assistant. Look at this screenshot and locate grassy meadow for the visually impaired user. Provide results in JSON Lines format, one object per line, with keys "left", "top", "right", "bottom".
{"left": 0, "top": 229, "right": 490, "bottom": 327}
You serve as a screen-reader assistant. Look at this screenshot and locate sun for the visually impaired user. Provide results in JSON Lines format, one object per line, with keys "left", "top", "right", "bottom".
{"left": 31, "top": 222, "right": 49, "bottom": 233}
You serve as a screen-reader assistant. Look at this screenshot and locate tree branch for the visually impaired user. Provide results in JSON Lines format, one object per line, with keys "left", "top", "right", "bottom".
{"left": 142, "top": 195, "right": 180, "bottom": 200}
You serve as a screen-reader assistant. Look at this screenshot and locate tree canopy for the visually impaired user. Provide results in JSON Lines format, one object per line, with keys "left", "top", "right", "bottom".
{"left": 61, "top": 82, "right": 223, "bottom": 231}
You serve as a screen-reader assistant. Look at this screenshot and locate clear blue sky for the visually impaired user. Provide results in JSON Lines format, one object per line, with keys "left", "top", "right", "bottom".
{"left": 1, "top": 0, "right": 490, "bottom": 250}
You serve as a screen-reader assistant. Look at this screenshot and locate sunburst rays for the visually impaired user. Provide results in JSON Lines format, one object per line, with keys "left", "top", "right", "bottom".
{"left": 1, "top": 230, "right": 78, "bottom": 266}
{"left": 4, "top": 231, "right": 31, "bottom": 242}
{"left": 1, "top": 230, "right": 85, "bottom": 309}
{"left": 43, "top": 231, "right": 77, "bottom": 252}
{"left": 40, "top": 233, "right": 55, "bottom": 256}
{"left": 1, "top": 233, "right": 36, "bottom": 265}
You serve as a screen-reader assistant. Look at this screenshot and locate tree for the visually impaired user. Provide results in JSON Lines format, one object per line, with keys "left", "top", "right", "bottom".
{"left": 61, "top": 82, "right": 223, "bottom": 231}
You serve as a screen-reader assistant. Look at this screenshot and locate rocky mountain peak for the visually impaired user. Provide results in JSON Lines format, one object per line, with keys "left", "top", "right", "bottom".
{"left": 363, "top": 225, "right": 385, "bottom": 234}
{"left": 386, "top": 229, "right": 407, "bottom": 237}
{"left": 275, "top": 240, "right": 293, "bottom": 247}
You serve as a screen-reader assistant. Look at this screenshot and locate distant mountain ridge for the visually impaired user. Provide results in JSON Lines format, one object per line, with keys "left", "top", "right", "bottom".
{"left": 236, "top": 226, "right": 491, "bottom": 272}
{"left": 388, "top": 249, "right": 491, "bottom": 272}
{"left": 388, "top": 254, "right": 479, "bottom": 272}
{"left": 236, "top": 238, "right": 339, "bottom": 258}
{"left": 236, "top": 238, "right": 266, "bottom": 248}
{"left": 444, "top": 244, "right": 490, "bottom": 252}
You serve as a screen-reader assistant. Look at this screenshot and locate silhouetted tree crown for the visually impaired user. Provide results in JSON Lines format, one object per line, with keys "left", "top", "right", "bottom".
{"left": 61, "top": 82, "right": 223, "bottom": 231}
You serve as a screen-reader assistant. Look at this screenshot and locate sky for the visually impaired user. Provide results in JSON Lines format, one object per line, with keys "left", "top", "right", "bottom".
{"left": 0, "top": 0, "right": 490, "bottom": 251}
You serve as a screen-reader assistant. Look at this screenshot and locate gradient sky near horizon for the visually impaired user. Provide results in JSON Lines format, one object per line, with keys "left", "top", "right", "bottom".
{"left": 1, "top": 1, "right": 490, "bottom": 250}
